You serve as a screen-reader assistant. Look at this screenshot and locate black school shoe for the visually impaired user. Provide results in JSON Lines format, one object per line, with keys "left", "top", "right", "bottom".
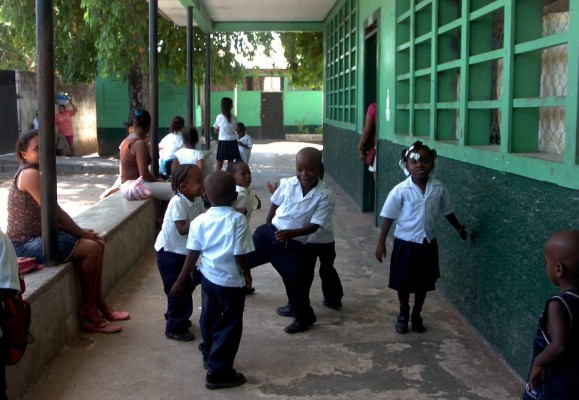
{"left": 411, "top": 313, "right": 426, "bottom": 333}
{"left": 165, "top": 331, "right": 196, "bottom": 341}
{"left": 205, "top": 372, "right": 246, "bottom": 390}
{"left": 323, "top": 300, "right": 342, "bottom": 310}
{"left": 276, "top": 305, "right": 295, "bottom": 318}
{"left": 284, "top": 317, "right": 316, "bottom": 334}
{"left": 395, "top": 314, "right": 409, "bottom": 334}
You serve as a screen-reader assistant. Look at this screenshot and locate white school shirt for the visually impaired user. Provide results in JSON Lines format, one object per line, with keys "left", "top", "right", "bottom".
{"left": 187, "top": 206, "right": 255, "bottom": 288}
{"left": 380, "top": 176, "right": 454, "bottom": 244}
{"left": 213, "top": 114, "right": 238, "bottom": 141}
{"left": 159, "top": 132, "right": 183, "bottom": 159}
{"left": 0, "top": 229, "right": 21, "bottom": 292}
{"left": 174, "top": 148, "right": 205, "bottom": 166}
{"left": 233, "top": 185, "right": 259, "bottom": 222}
{"left": 271, "top": 176, "right": 331, "bottom": 244}
{"left": 154, "top": 194, "right": 204, "bottom": 255}
{"left": 307, "top": 186, "right": 335, "bottom": 244}
{"left": 237, "top": 134, "right": 253, "bottom": 163}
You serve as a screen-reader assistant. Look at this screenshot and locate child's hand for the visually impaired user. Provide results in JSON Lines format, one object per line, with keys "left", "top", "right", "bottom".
{"left": 529, "top": 363, "right": 545, "bottom": 390}
{"left": 266, "top": 181, "right": 279, "bottom": 194}
{"left": 457, "top": 225, "right": 468, "bottom": 240}
{"left": 375, "top": 243, "right": 386, "bottom": 262}
{"left": 275, "top": 229, "right": 294, "bottom": 242}
{"left": 170, "top": 279, "right": 185, "bottom": 298}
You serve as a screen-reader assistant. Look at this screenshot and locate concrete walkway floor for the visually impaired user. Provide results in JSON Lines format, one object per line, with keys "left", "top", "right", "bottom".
{"left": 19, "top": 142, "right": 523, "bottom": 400}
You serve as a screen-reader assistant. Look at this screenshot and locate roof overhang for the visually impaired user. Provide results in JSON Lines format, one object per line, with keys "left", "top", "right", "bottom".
{"left": 157, "top": 0, "right": 337, "bottom": 31}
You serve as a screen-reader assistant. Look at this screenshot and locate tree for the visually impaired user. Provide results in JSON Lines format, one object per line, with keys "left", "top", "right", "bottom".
{"left": 279, "top": 32, "right": 323, "bottom": 90}
{"left": 0, "top": 0, "right": 274, "bottom": 113}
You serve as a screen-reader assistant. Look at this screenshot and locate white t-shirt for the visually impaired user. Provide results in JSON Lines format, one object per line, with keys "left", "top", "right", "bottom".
{"left": 307, "top": 186, "right": 335, "bottom": 244}
{"left": 237, "top": 134, "right": 253, "bottom": 163}
{"left": 0, "top": 229, "right": 22, "bottom": 292}
{"left": 174, "top": 148, "right": 205, "bottom": 166}
{"left": 213, "top": 114, "right": 238, "bottom": 141}
{"left": 380, "top": 176, "right": 454, "bottom": 244}
{"left": 154, "top": 194, "right": 204, "bottom": 255}
{"left": 159, "top": 132, "right": 183, "bottom": 160}
{"left": 270, "top": 176, "right": 331, "bottom": 244}
{"left": 187, "top": 206, "right": 254, "bottom": 288}
{"left": 233, "top": 185, "right": 259, "bottom": 222}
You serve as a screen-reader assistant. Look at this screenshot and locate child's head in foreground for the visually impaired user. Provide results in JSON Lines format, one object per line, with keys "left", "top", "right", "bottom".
{"left": 226, "top": 161, "right": 252, "bottom": 188}
{"left": 204, "top": 170, "right": 238, "bottom": 207}
{"left": 171, "top": 164, "right": 204, "bottom": 200}
{"left": 295, "top": 147, "right": 323, "bottom": 191}
{"left": 544, "top": 230, "right": 579, "bottom": 287}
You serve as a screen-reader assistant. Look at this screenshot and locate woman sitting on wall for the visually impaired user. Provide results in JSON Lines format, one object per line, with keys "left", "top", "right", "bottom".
{"left": 6, "top": 130, "right": 129, "bottom": 333}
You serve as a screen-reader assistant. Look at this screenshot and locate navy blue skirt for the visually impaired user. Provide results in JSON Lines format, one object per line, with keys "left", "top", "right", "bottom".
{"left": 388, "top": 237, "right": 439, "bottom": 292}
{"left": 216, "top": 140, "right": 241, "bottom": 161}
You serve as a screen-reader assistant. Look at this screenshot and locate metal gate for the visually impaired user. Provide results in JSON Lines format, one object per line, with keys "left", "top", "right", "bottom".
{"left": 261, "top": 92, "right": 284, "bottom": 139}
{"left": 0, "top": 71, "right": 19, "bottom": 154}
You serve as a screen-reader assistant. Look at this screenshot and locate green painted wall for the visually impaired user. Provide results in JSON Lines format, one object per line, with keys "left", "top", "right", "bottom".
{"left": 284, "top": 92, "right": 323, "bottom": 128}
{"left": 323, "top": 0, "right": 579, "bottom": 379}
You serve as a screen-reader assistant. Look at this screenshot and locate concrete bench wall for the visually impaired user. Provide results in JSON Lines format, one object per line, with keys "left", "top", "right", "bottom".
{"left": 6, "top": 193, "right": 157, "bottom": 399}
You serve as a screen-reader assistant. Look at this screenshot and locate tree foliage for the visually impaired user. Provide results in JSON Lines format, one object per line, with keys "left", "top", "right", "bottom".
{"left": 279, "top": 32, "right": 323, "bottom": 90}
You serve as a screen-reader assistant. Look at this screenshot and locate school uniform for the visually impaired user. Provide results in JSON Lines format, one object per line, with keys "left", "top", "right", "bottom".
{"left": 233, "top": 185, "right": 259, "bottom": 222}
{"left": 249, "top": 177, "right": 331, "bottom": 327}
{"left": 213, "top": 114, "right": 241, "bottom": 161}
{"left": 523, "top": 290, "right": 579, "bottom": 400}
{"left": 380, "top": 176, "right": 454, "bottom": 293}
{"left": 154, "top": 194, "right": 204, "bottom": 335}
{"left": 237, "top": 134, "right": 253, "bottom": 164}
{"left": 187, "top": 206, "right": 254, "bottom": 378}
{"left": 305, "top": 187, "right": 343, "bottom": 308}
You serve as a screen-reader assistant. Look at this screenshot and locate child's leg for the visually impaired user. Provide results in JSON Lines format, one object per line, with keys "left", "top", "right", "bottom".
{"left": 316, "top": 242, "right": 344, "bottom": 308}
{"left": 200, "top": 277, "right": 245, "bottom": 377}
{"left": 156, "top": 249, "right": 193, "bottom": 335}
{"left": 396, "top": 290, "right": 410, "bottom": 334}
{"left": 411, "top": 291, "right": 427, "bottom": 333}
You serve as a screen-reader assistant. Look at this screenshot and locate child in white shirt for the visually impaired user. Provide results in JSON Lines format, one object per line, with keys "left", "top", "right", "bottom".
{"left": 236, "top": 122, "right": 253, "bottom": 164}
{"left": 172, "top": 127, "right": 205, "bottom": 172}
{"left": 159, "top": 115, "right": 185, "bottom": 176}
{"left": 154, "top": 164, "right": 204, "bottom": 341}
{"left": 171, "top": 171, "right": 254, "bottom": 390}
{"left": 226, "top": 161, "right": 261, "bottom": 222}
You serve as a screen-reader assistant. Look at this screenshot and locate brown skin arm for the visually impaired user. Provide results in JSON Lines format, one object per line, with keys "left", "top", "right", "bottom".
{"left": 132, "top": 139, "right": 163, "bottom": 182}
{"left": 171, "top": 157, "right": 180, "bottom": 173}
{"left": 275, "top": 223, "right": 319, "bottom": 242}
{"left": 529, "top": 300, "right": 569, "bottom": 389}
{"left": 69, "top": 101, "right": 78, "bottom": 115}
{"left": 266, "top": 204, "right": 279, "bottom": 223}
{"left": 375, "top": 218, "right": 394, "bottom": 262}
{"left": 236, "top": 254, "right": 252, "bottom": 289}
{"left": 20, "top": 168, "right": 99, "bottom": 240}
{"left": 174, "top": 220, "right": 189, "bottom": 236}
{"left": 445, "top": 213, "right": 468, "bottom": 240}
{"left": 170, "top": 250, "right": 200, "bottom": 297}
{"left": 357, "top": 112, "right": 375, "bottom": 160}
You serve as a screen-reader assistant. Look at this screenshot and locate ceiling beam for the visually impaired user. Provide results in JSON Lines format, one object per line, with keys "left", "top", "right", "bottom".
{"left": 179, "top": 0, "right": 213, "bottom": 32}
{"left": 213, "top": 21, "right": 324, "bottom": 32}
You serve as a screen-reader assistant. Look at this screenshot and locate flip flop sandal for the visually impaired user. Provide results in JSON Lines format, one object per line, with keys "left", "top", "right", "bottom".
{"left": 106, "top": 311, "right": 131, "bottom": 321}
{"left": 82, "top": 321, "right": 122, "bottom": 334}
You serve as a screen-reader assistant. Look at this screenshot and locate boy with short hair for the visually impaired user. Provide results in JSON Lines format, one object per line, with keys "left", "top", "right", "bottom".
{"left": 523, "top": 230, "right": 579, "bottom": 399}
{"left": 236, "top": 122, "right": 253, "bottom": 164}
{"left": 171, "top": 171, "right": 254, "bottom": 390}
{"left": 249, "top": 147, "right": 331, "bottom": 334}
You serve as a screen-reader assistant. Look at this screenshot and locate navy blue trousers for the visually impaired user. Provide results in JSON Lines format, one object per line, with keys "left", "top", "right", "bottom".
{"left": 156, "top": 248, "right": 198, "bottom": 334}
{"left": 248, "top": 223, "right": 316, "bottom": 325}
{"left": 304, "top": 242, "right": 343, "bottom": 307}
{"left": 198, "top": 277, "right": 245, "bottom": 377}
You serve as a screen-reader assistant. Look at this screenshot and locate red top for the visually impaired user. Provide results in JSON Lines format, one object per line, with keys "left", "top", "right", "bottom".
{"left": 55, "top": 109, "right": 76, "bottom": 137}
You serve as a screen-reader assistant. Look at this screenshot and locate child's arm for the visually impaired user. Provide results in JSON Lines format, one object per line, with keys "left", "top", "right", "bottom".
{"left": 170, "top": 250, "right": 201, "bottom": 297}
{"left": 375, "top": 218, "right": 394, "bottom": 262}
{"left": 266, "top": 204, "right": 279, "bottom": 223}
{"left": 235, "top": 254, "right": 252, "bottom": 289}
{"left": 445, "top": 213, "right": 468, "bottom": 240}
{"left": 529, "top": 300, "right": 569, "bottom": 389}
{"left": 266, "top": 181, "right": 279, "bottom": 194}
{"left": 275, "top": 223, "right": 319, "bottom": 242}
{"left": 234, "top": 207, "right": 248, "bottom": 216}
{"left": 174, "top": 220, "right": 189, "bottom": 236}
{"left": 238, "top": 141, "right": 250, "bottom": 149}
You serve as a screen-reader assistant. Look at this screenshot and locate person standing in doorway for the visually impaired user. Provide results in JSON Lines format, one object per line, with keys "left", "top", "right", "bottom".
{"left": 55, "top": 99, "right": 78, "bottom": 155}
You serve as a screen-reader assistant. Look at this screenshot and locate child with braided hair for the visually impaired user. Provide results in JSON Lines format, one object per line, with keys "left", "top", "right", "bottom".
{"left": 375, "top": 141, "right": 467, "bottom": 334}
{"left": 154, "top": 164, "right": 204, "bottom": 341}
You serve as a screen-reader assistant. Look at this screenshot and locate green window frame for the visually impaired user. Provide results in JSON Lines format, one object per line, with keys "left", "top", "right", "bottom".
{"left": 325, "top": 0, "right": 357, "bottom": 125}
{"left": 393, "top": 0, "right": 578, "bottom": 189}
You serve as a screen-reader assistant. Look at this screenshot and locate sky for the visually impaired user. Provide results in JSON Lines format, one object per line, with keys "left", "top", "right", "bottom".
{"left": 234, "top": 33, "right": 288, "bottom": 69}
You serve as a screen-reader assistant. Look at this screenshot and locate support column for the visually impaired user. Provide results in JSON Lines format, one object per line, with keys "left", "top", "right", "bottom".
{"left": 36, "top": 0, "right": 58, "bottom": 265}
{"left": 149, "top": 0, "right": 159, "bottom": 176}
{"left": 204, "top": 33, "right": 211, "bottom": 149}
{"left": 187, "top": 6, "right": 194, "bottom": 132}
